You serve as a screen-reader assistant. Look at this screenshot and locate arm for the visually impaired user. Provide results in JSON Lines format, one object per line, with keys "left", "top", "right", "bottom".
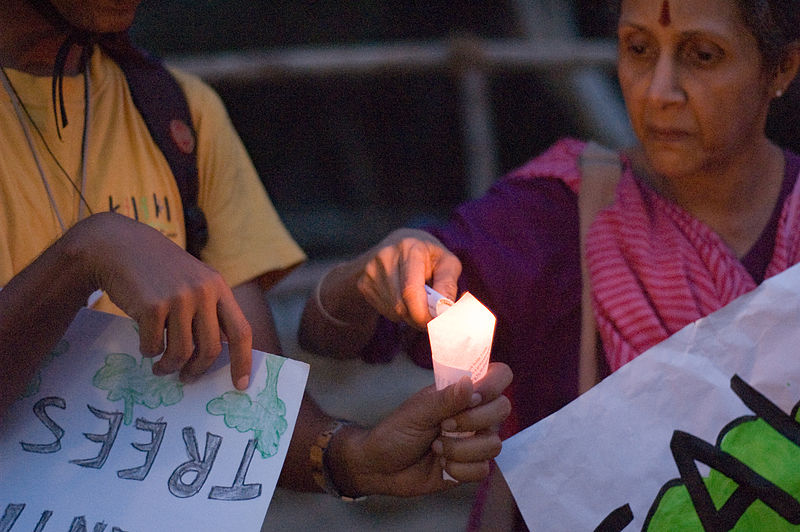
{"left": 0, "top": 223, "right": 96, "bottom": 422}
{"left": 298, "top": 228, "right": 461, "bottom": 359}
{"left": 0, "top": 212, "right": 253, "bottom": 424}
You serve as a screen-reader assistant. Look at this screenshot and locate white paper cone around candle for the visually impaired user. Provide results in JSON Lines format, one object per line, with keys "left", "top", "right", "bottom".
{"left": 427, "top": 291, "right": 496, "bottom": 480}
{"left": 428, "top": 292, "right": 495, "bottom": 393}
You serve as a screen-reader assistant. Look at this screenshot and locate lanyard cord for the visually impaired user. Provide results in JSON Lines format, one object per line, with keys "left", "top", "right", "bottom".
{"left": 0, "top": 56, "right": 93, "bottom": 232}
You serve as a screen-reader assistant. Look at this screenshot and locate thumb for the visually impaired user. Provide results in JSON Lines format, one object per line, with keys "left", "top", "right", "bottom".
{"left": 430, "top": 255, "right": 461, "bottom": 303}
{"left": 405, "top": 376, "right": 476, "bottom": 429}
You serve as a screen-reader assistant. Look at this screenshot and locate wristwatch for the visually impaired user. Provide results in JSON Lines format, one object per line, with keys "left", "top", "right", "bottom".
{"left": 310, "top": 419, "right": 367, "bottom": 502}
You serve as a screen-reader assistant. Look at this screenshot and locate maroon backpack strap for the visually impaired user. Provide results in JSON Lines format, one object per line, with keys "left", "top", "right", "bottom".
{"left": 101, "top": 32, "right": 209, "bottom": 258}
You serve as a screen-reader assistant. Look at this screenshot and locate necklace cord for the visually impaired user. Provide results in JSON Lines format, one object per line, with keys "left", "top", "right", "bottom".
{"left": 0, "top": 56, "right": 94, "bottom": 230}
{"left": 51, "top": 31, "right": 92, "bottom": 140}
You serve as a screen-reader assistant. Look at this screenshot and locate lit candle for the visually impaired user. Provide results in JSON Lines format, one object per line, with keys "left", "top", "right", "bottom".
{"left": 427, "top": 291, "right": 496, "bottom": 436}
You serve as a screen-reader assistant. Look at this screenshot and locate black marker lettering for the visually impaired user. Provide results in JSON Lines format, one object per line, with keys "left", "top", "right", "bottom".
{"left": 153, "top": 194, "right": 163, "bottom": 218}
{"left": 594, "top": 503, "right": 633, "bottom": 532}
{"left": 640, "top": 375, "right": 800, "bottom": 531}
{"left": 0, "top": 504, "right": 24, "bottom": 532}
{"left": 117, "top": 418, "right": 167, "bottom": 481}
{"left": 209, "top": 439, "right": 262, "bottom": 501}
{"left": 32, "top": 510, "right": 53, "bottom": 532}
{"left": 70, "top": 405, "right": 123, "bottom": 469}
{"left": 168, "top": 428, "right": 222, "bottom": 498}
{"left": 20, "top": 396, "right": 66, "bottom": 453}
{"left": 69, "top": 516, "right": 87, "bottom": 532}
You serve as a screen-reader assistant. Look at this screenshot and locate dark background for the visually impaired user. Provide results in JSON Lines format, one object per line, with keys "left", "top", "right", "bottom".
{"left": 129, "top": 1, "right": 800, "bottom": 259}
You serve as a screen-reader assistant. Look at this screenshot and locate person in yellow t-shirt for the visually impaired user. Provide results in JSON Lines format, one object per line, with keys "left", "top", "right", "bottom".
{"left": 0, "top": 0, "right": 511, "bottom": 501}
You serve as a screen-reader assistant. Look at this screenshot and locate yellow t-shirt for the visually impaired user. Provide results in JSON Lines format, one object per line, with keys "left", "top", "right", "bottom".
{"left": 0, "top": 47, "right": 306, "bottom": 313}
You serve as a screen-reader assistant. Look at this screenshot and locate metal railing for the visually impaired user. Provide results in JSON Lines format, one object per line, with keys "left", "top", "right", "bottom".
{"left": 167, "top": 37, "right": 626, "bottom": 199}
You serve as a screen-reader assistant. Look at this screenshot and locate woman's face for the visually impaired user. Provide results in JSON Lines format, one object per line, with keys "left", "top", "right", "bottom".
{"left": 617, "top": 0, "right": 774, "bottom": 179}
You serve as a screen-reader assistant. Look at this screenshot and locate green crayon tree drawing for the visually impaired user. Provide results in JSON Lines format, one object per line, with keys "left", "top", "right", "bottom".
{"left": 644, "top": 378, "right": 800, "bottom": 531}
{"left": 22, "top": 339, "right": 69, "bottom": 398}
{"left": 93, "top": 353, "right": 184, "bottom": 425}
{"left": 206, "top": 355, "right": 287, "bottom": 459}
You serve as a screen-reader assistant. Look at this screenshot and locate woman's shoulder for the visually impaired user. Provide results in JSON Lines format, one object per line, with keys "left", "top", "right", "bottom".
{"left": 504, "top": 138, "right": 591, "bottom": 193}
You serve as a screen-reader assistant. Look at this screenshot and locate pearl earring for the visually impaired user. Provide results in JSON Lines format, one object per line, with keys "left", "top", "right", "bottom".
{"left": 776, "top": 88, "right": 784, "bottom": 97}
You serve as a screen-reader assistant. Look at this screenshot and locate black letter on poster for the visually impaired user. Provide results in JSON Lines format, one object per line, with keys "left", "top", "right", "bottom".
{"left": 32, "top": 510, "right": 54, "bottom": 532}
{"left": 70, "top": 405, "right": 123, "bottom": 468}
{"left": 168, "top": 427, "right": 222, "bottom": 498}
{"left": 209, "top": 438, "right": 262, "bottom": 500}
{"left": 730, "top": 375, "right": 800, "bottom": 445}
{"left": 117, "top": 417, "right": 167, "bottom": 481}
{"left": 594, "top": 503, "right": 633, "bottom": 532}
{"left": 66, "top": 516, "right": 109, "bottom": 532}
{"left": 0, "top": 504, "right": 25, "bottom": 532}
{"left": 68, "top": 516, "right": 87, "bottom": 532}
{"left": 20, "top": 396, "right": 66, "bottom": 453}
{"left": 671, "top": 430, "right": 800, "bottom": 531}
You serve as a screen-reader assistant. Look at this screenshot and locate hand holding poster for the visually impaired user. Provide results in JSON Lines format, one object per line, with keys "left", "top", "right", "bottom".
{"left": 496, "top": 262, "right": 800, "bottom": 531}
{"left": 0, "top": 309, "right": 308, "bottom": 532}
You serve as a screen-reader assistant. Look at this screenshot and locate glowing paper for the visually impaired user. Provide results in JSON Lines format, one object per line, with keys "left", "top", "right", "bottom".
{"left": 0, "top": 308, "right": 309, "bottom": 532}
{"left": 428, "top": 292, "right": 495, "bottom": 391}
{"left": 427, "top": 291, "right": 495, "bottom": 481}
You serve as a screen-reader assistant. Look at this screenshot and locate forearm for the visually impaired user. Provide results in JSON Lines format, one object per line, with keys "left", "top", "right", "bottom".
{"left": 297, "top": 260, "right": 381, "bottom": 359}
{"left": 276, "top": 393, "right": 373, "bottom": 497}
{"left": 0, "top": 228, "right": 96, "bottom": 422}
{"left": 277, "top": 393, "right": 344, "bottom": 492}
{"left": 232, "top": 277, "right": 367, "bottom": 492}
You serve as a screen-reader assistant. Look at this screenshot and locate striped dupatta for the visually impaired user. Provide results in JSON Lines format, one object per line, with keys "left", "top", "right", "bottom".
{"left": 513, "top": 138, "right": 800, "bottom": 373}
{"left": 585, "top": 149, "right": 800, "bottom": 371}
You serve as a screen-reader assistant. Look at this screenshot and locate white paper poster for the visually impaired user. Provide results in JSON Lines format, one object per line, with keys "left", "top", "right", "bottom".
{"left": 0, "top": 309, "right": 309, "bottom": 532}
{"left": 496, "top": 263, "right": 800, "bottom": 531}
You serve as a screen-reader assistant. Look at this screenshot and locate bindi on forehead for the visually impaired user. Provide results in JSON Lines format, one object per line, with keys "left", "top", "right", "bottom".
{"left": 659, "top": 0, "right": 671, "bottom": 26}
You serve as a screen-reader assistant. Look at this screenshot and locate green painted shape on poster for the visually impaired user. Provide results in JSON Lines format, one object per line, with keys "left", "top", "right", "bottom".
{"left": 207, "top": 355, "right": 287, "bottom": 459}
{"left": 93, "top": 353, "right": 184, "bottom": 425}
{"left": 646, "top": 410, "right": 800, "bottom": 530}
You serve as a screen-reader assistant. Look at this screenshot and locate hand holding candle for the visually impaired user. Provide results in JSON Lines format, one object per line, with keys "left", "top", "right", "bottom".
{"left": 426, "top": 286, "right": 496, "bottom": 436}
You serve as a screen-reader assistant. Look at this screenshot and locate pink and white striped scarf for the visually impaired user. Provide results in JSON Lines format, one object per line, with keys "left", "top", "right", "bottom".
{"left": 513, "top": 138, "right": 800, "bottom": 372}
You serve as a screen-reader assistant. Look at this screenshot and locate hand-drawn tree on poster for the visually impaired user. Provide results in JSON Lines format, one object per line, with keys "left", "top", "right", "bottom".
{"left": 643, "top": 376, "right": 800, "bottom": 531}
{"left": 598, "top": 376, "right": 800, "bottom": 532}
{"left": 93, "top": 353, "right": 184, "bottom": 425}
{"left": 206, "top": 355, "right": 287, "bottom": 459}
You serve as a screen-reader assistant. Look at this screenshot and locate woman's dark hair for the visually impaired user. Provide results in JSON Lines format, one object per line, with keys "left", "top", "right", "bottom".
{"left": 739, "top": 0, "right": 800, "bottom": 73}
{"left": 608, "top": 0, "right": 800, "bottom": 72}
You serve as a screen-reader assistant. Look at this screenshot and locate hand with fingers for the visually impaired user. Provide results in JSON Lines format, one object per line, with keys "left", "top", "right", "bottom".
{"left": 324, "top": 362, "right": 513, "bottom": 498}
{"left": 355, "top": 228, "right": 462, "bottom": 330}
{"left": 75, "top": 212, "right": 252, "bottom": 390}
{"left": 299, "top": 227, "right": 463, "bottom": 359}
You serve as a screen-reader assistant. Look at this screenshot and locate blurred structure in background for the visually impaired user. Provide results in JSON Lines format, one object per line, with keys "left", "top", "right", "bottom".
{"left": 131, "top": 0, "right": 635, "bottom": 260}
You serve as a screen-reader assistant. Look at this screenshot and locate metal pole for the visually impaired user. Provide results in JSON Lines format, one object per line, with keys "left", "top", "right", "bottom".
{"left": 458, "top": 66, "right": 498, "bottom": 199}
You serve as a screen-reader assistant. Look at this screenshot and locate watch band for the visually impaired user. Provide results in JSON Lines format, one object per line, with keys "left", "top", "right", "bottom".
{"left": 310, "top": 419, "right": 366, "bottom": 502}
